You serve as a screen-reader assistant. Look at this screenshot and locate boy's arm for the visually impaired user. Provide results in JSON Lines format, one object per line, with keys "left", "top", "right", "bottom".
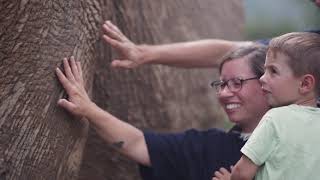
{"left": 102, "top": 21, "right": 252, "bottom": 69}
{"left": 230, "top": 156, "right": 258, "bottom": 180}
{"left": 56, "top": 57, "right": 151, "bottom": 166}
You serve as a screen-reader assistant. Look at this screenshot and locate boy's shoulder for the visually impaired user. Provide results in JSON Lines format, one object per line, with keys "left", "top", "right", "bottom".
{"left": 266, "top": 104, "right": 320, "bottom": 117}
{"left": 264, "top": 105, "right": 305, "bottom": 120}
{"left": 265, "top": 105, "right": 294, "bottom": 114}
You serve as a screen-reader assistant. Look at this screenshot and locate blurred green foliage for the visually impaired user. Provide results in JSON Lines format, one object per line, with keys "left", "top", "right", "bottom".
{"left": 244, "top": 0, "right": 320, "bottom": 40}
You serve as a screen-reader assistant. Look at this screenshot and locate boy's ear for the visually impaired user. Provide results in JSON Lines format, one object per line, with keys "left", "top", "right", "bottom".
{"left": 299, "top": 74, "right": 316, "bottom": 94}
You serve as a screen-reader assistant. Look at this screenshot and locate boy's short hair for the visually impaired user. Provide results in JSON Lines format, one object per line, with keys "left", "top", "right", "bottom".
{"left": 269, "top": 32, "right": 320, "bottom": 96}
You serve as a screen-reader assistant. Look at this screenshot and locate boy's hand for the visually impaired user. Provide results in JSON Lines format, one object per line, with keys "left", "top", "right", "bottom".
{"left": 102, "top": 20, "right": 146, "bottom": 68}
{"left": 212, "top": 167, "right": 232, "bottom": 180}
{"left": 56, "top": 56, "right": 94, "bottom": 117}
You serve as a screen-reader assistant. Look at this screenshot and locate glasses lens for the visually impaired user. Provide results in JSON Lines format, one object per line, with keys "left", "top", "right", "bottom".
{"left": 211, "top": 81, "right": 223, "bottom": 92}
{"left": 229, "top": 78, "right": 242, "bottom": 91}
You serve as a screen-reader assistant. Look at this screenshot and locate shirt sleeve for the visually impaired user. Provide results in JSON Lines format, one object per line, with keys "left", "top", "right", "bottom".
{"left": 241, "top": 113, "right": 279, "bottom": 166}
{"left": 139, "top": 128, "right": 233, "bottom": 180}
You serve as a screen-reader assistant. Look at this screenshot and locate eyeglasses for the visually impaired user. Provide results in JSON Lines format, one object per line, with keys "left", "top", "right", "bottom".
{"left": 210, "top": 77, "right": 259, "bottom": 94}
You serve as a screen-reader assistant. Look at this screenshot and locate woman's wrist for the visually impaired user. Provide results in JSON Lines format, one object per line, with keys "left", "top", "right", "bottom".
{"left": 83, "top": 101, "right": 100, "bottom": 120}
{"left": 138, "top": 45, "right": 157, "bottom": 65}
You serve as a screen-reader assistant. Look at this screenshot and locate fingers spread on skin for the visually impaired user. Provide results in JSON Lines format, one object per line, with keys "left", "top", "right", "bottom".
{"left": 102, "top": 35, "right": 121, "bottom": 48}
{"left": 70, "top": 56, "right": 80, "bottom": 81}
{"left": 76, "top": 61, "right": 83, "bottom": 80}
{"left": 102, "top": 24, "right": 122, "bottom": 41}
{"left": 106, "top": 20, "right": 124, "bottom": 35}
{"left": 57, "top": 99, "right": 76, "bottom": 113}
{"left": 63, "top": 58, "right": 76, "bottom": 82}
{"left": 56, "top": 68, "right": 74, "bottom": 93}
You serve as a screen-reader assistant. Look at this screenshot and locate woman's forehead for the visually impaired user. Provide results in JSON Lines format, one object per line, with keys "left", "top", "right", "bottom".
{"left": 220, "top": 58, "right": 254, "bottom": 77}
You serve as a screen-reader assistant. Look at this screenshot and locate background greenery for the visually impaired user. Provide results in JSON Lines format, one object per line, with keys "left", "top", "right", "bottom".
{"left": 244, "top": 0, "right": 320, "bottom": 40}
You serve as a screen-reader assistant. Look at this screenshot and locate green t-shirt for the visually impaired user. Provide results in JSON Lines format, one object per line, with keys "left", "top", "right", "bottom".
{"left": 241, "top": 104, "right": 320, "bottom": 180}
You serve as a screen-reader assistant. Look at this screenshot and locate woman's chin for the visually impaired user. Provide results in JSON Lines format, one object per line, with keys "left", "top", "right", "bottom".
{"left": 228, "top": 117, "right": 242, "bottom": 124}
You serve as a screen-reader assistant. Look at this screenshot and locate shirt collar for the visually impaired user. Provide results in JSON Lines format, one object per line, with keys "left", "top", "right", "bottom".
{"left": 228, "top": 125, "right": 251, "bottom": 141}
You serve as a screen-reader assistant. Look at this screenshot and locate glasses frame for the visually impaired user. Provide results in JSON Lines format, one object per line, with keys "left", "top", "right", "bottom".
{"left": 210, "top": 77, "right": 259, "bottom": 94}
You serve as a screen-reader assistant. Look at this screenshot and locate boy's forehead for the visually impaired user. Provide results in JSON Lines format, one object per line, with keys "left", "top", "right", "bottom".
{"left": 267, "top": 48, "right": 291, "bottom": 58}
{"left": 266, "top": 49, "right": 290, "bottom": 63}
{"left": 266, "top": 49, "right": 277, "bottom": 59}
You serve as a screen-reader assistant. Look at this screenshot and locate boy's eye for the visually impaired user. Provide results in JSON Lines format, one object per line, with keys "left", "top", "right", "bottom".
{"left": 270, "top": 67, "right": 277, "bottom": 74}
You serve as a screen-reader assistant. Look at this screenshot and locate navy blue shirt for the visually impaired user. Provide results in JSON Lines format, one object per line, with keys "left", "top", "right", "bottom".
{"left": 139, "top": 126, "right": 246, "bottom": 180}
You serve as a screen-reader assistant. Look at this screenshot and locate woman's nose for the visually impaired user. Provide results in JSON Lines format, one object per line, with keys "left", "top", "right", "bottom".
{"left": 218, "top": 86, "right": 234, "bottom": 98}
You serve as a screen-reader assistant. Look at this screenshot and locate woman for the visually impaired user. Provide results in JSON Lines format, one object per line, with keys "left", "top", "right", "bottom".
{"left": 55, "top": 29, "right": 269, "bottom": 180}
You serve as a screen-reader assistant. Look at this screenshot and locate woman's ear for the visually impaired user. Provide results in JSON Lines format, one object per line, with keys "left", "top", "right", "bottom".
{"left": 299, "top": 74, "right": 316, "bottom": 94}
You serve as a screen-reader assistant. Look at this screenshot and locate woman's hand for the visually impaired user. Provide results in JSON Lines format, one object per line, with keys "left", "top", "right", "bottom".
{"left": 102, "top": 20, "right": 147, "bottom": 68}
{"left": 56, "top": 56, "right": 95, "bottom": 118}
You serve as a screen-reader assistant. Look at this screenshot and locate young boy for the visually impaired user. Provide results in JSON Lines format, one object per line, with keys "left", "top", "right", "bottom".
{"left": 230, "top": 32, "right": 320, "bottom": 180}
